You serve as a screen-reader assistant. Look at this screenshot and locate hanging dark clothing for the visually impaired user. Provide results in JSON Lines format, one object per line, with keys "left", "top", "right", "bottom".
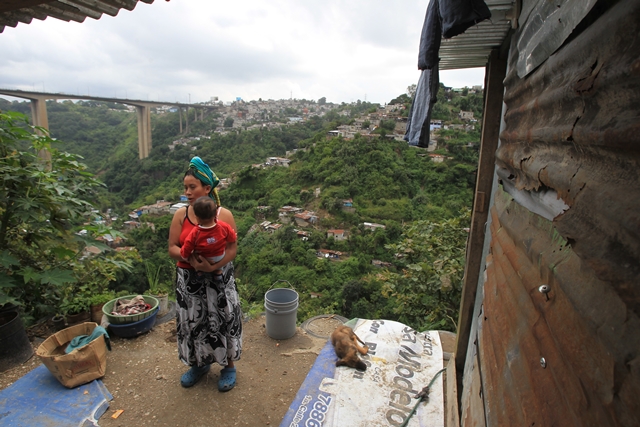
{"left": 418, "top": 0, "right": 442, "bottom": 71}
{"left": 405, "top": 0, "right": 490, "bottom": 147}
{"left": 405, "top": 66, "right": 440, "bottom": 147}
{"left": 439, "top": 0, "right": 492, "bottom": 39}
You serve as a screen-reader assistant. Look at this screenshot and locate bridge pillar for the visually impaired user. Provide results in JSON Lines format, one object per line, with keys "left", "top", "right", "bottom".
{"left": 135, "top": 104, "right": 152, "bottom": 159}
{"left": 29, "top": 96, "right": 51, "bottom": 162}
{"left": 29, "top": 96, "right": 49, "bottom": 130}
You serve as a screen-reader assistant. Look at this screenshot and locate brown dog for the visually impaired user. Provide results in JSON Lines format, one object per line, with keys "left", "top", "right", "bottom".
{"left": 331, "top": 325, "right": 369, "bottom": 371}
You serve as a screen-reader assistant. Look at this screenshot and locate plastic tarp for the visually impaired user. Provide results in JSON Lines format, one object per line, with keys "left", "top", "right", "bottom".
{"left": 281, "top": 318, "right": 445, "bottom": 427}
{"left": 0, "top": 364, "right": 112, "bottom": 427}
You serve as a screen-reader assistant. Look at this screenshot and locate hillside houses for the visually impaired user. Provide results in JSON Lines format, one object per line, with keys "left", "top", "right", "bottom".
{"left": 383, "top": 103, "right": 406, "bottom": 114}
{"left": 170, "top": 202, "right": 188, "bottom": 214}
{"left": 326, "top": 108, "right": 407, "bottom": 141}
{"left": 363, "top": 222, "right": 385, "bottom": 231}
{"left": 136, "top": 200, "right": 172, "bottom": 215}
{"left": 266, "top": 157, "right": 291, "bottom": 167}
{"left": 218, "top": 178, "right": 231, "bottom": 189}
{"left": 151, "top": 92, "right": 480, "bottom": 152}
{"left": 458, "top": 110, "right": 474, "bottom": 120}
{"left": 96, "top": 233, "right": 125, "bottom": 249}
{"left": 316, "top": 249, "right": 345, "bottom": 260}
{"left": 168, "top": 136, "right": 200, "bottom": 151}
{"left": 428, "top": 154, "right": 447, "bottom": 163}
{"left": 327, "top": 229, "right": 348, "bottom": 241}
{"left": 458, "top": 110, "right": 476, "bottom": 121}
{"left": 278, "top": 206, "right": 303, "bottom": 224}
{"left": 259, "top": 221, "right": 283, "bottom": 233}
{"left": 203, "top": 98, "right": 343, "bottom": 131}
{"left": 250, "top": 157, "right": 292, "bottom": 170}
{"left": 293, "top": 211, "right": 318, "bottom": 227}
{"left": 342, "top": 199, "right": 355, "bottom": 214}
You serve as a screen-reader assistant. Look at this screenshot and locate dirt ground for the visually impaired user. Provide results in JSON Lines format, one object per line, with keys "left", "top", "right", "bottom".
{"left": 0, "top": 313, "right": 344, "bottom": 427}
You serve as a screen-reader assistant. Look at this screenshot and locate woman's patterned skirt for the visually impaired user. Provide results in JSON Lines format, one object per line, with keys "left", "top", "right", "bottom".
{"left": 175, "top": 262, "right": 243, "bottom": 367}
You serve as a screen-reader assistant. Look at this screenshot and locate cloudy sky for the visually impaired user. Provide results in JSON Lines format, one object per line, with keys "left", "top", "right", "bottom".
{"left": 0, "top": 0, "right": 485, "bottom": 105}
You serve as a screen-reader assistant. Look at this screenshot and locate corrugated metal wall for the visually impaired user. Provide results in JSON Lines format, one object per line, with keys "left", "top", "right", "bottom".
{"left": 463, "top": 0, "right": 640, "bottom": 425}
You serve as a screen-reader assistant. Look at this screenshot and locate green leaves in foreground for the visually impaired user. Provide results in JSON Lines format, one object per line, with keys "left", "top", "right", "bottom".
{"left": 0, "top": 111, "right": 131, "bottom": 321}
{"left": 379, "top": 209, "right": 470, "bottom": 331}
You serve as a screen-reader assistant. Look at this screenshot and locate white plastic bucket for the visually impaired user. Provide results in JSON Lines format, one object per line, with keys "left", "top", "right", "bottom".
{"left": 264, "top": 284, "right": 299, "bottom": 340}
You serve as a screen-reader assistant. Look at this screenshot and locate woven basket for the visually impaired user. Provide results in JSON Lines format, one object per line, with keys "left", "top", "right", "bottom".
{"left": 102, "top": 295, "right": 159, "bottom": 325}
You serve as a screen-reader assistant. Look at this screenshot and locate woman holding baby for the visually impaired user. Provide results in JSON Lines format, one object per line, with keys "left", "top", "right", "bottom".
{"left": 168, "top": 156, "right": 242, "bottom": 391}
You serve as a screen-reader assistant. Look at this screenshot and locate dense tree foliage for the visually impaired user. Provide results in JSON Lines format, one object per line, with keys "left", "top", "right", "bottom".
{"left": 0, "top": 112, "right": 136, "bottom": 322}
{"left": 379, "top": 210, "right": 470, "bottom": 331}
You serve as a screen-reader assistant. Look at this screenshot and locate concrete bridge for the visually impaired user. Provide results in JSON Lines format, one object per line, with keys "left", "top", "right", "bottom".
{"left": 0, "top": 89, "right": 219, "bottom": 159}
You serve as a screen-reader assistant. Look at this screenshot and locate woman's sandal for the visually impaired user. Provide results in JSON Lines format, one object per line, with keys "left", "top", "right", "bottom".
{"left": 180, "top": 364, "right": 211, "bottom": 388}
{"left": 218, "top": 367, "right": 236, "bottom": 392}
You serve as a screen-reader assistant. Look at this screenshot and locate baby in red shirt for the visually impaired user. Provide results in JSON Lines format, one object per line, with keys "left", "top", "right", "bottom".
{"left": 180, "top": 196, "right": 237, "bottom": 274}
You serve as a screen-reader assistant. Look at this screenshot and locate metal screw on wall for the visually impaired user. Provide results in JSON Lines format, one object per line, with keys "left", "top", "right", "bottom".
{"left": 538, "top": 284, "right": 551, "bottom": 301}
{"left": 540, "top": 357, "right": 547, "bottom": 368}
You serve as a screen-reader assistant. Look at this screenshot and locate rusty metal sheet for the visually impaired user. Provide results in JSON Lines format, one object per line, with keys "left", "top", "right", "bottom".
{"left": 497, "top": 0, "right": 640, "bottom": 317}
{"left": 495, "top": 189, "right": 640, "bottom": 425}
{"left": 459, "top": 338, "right": 486, "bottom": 427}
{"left": 515, "top": 0, "right": 598, "bottom": 77}
{"left": 475, "top": 189, "right": 640, "bottom": 426}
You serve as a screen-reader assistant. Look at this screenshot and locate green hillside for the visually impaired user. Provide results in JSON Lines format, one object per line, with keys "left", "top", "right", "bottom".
{"left": 1, "top": 88, "right": 481, "bottom": 331}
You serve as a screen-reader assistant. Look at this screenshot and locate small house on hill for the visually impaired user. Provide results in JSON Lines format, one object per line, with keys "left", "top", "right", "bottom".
{"left": 123, "top": 220, "right": 140, "bottom": 230}
{"left": 428, "top": 153, "right": 445, "bottom": 163}
{"left": 293, "top": 211, "right": 318, "bottom": 228}
{"left": 265, "top": 223, "right": 282, "bottom": 234}
{"left": 316, "top": 249, "right": 344, "bottom": 260}
{"left": 342, "top": 199, "right": 355, "bottom": 213}
{"left": 170, "top": 202, "right": 188, "bottom": 214}
{"left": 278, "top": 206, "right": 303, "bottom": 224}
{"left": 327, "top": 229, "right": 348, "bottom": 241}
{"left": 363, "top": 222, "right": 386, "bottom": 231}
{"left": 458, "top": 110, "right": 474, "bottom": 121}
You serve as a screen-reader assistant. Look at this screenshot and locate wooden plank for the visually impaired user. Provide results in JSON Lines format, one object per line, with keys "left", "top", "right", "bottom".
{"left": 460, "top": 344, "right": 486, "bottom": 427}
{"left": 455, "top": 48, "right": 507, "bottom": 376}
{"left": 445, "top": 357, "right": 460, "bottom": 427}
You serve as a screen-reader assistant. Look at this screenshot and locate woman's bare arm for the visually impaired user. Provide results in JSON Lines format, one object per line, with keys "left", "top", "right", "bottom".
{"left": 218, "top": 207, "right": 237, "bottom": 232}
{"left": 168, "top": 207, "right": 186, "bottom": 262}
{"left": 188, "top": 241, "right": 237, "bottom": 272}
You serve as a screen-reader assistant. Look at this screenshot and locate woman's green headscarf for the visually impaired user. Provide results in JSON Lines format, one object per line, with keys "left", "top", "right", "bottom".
{"left": 189, "top": 156, "right": 221, "bottom": 206}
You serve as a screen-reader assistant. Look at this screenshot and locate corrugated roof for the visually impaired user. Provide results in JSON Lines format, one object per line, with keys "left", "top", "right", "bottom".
{"left": 0, "top": 0, "right": 155, "bottom": 33}
{"left": 439, "top": 0, "right": 516, "bottom": 70}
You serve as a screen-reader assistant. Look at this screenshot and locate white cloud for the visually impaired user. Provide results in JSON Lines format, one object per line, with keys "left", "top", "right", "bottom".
{"left": 0, "top": 0, "right": 485, "bottom": 104}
